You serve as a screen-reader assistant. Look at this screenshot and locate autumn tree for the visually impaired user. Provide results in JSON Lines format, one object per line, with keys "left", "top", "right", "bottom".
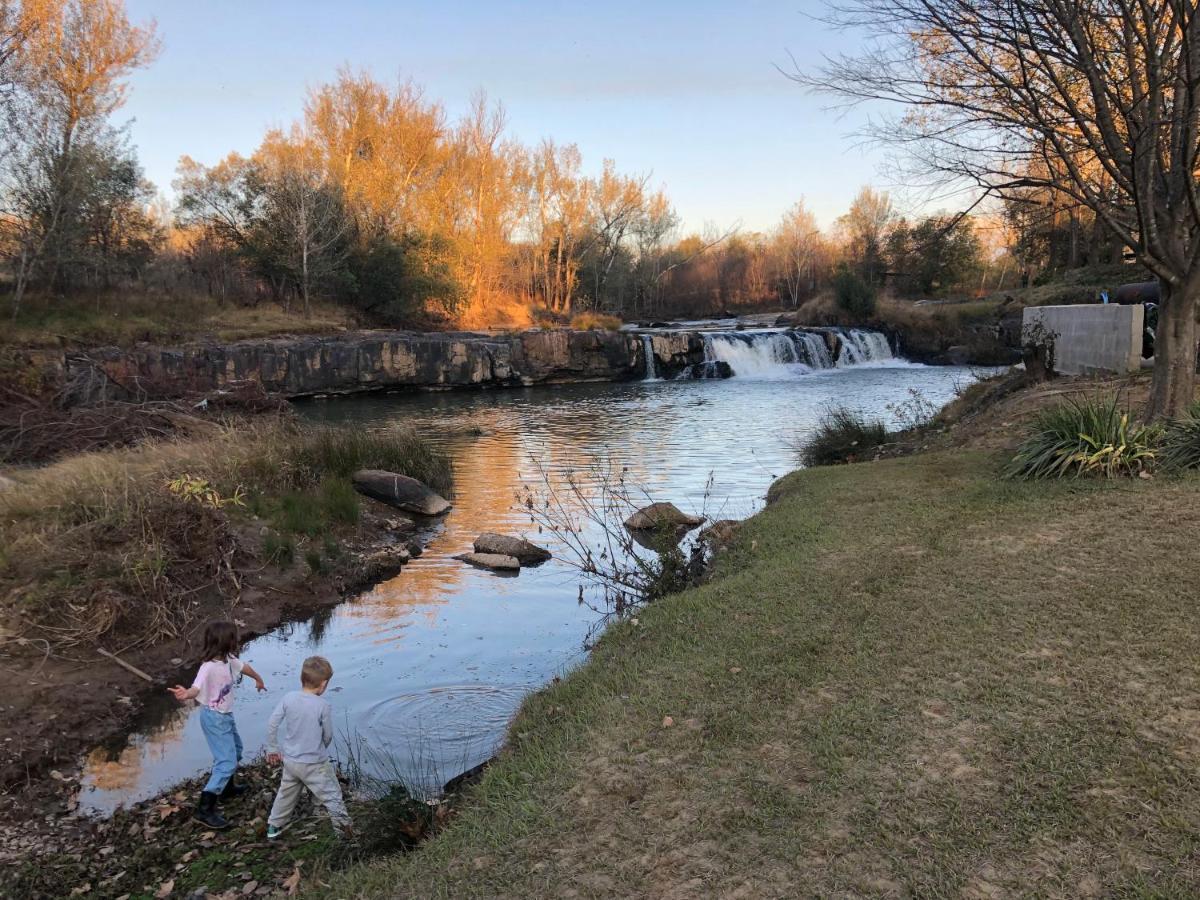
{"left": 1, "top": 0, "right": 158, "bottom": 316}
{"left": 836, "top": 186, "right": 893, "bottom": 286}
{"left": 798, "top": 0, "right": 1200, "bottom": 416}
{"left": 774, "top": 200, "right": 821, "bottom": 306}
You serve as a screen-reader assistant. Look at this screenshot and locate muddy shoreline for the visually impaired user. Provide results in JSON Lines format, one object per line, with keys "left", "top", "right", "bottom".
{"left": 0, "top": 497, "right": 433, "bottom": 830}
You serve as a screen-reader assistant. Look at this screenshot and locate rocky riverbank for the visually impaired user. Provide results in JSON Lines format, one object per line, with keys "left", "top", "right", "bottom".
{"left": 10, "top": 320, "right": 998, "bottom": 406}
{"left": 18, "top": 329, "right": 650, "bottom": 402}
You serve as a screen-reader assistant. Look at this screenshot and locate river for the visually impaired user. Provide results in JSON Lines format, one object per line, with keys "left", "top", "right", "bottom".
{"left": 77, "top": 331, "right": 991, "bottom": 814}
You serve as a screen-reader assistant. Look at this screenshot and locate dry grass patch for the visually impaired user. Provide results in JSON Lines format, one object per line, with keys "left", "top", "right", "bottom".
{"left": 4, "top": 291, "right": 356, "bottom": 349}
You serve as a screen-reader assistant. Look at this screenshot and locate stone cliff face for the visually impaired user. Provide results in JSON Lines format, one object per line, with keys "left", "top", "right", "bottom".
{"left": 28, "top": 329, "right": 657, "bottom": 400}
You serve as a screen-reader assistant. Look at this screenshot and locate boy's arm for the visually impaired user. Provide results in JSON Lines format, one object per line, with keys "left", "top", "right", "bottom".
{"left": 321, "top": 700, "right": 333, "bottom": 748}
{"left": 266, "top": 697, "right": 286, "bottom": 759}
{"left": 239, "top": 662, "right": 267, "bottom": 692}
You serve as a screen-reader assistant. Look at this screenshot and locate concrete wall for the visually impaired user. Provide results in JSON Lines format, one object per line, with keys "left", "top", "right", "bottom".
{"left": 1022, "top": 304, "right": 1144, "bottom": 375}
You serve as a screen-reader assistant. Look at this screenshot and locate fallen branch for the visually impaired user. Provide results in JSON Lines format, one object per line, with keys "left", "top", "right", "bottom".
{"left": 96, "top": 647, "right": 155, "bottom": 683}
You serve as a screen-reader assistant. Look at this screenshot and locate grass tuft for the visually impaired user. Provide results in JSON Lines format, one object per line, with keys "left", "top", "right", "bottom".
{"left": 799, "top": 406, "right": 890, "bottom": 467}
{"left": 1160, "top": 402, "right": 1200, "bottom": 471}
{"left": 569, "top": 311, "right": 623, "bottom": 331}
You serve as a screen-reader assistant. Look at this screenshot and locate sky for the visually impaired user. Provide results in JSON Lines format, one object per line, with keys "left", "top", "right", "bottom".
{"left": 120, "top": 0, "right": 893, "bottom": 234}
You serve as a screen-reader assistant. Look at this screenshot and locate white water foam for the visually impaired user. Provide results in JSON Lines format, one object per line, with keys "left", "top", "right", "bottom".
{"left": 700, "top": 328, "right": 893, "bottom": 378}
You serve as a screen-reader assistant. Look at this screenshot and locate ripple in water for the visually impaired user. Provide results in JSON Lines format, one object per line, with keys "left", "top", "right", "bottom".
{"left": 356, "top": 683, "right": 532, "bottom": 792}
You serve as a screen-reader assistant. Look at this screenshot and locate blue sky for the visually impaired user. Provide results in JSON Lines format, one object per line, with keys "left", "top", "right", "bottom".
{"left": 121, "top": 0, "right": 889, "bottom": 233}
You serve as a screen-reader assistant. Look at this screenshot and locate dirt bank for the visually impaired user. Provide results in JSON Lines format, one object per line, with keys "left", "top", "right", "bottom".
{"left": 0, "top": 493, "right": 430, "bottom": 822}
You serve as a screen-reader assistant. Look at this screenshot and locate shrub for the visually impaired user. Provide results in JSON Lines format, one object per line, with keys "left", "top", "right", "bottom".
{"left": 569, "top": 311, "right": 623, "bottom": 331}
{"left": 833, "top": 265, "right": 877, "bottom": 319}
{"left": 800, "top": 407, "right": 890, "bottom": 467}
{"left": 1159, "top": 403, "right": 1200, "bottom": 471}
{"left": 1004, "top": 396, "right": 1162, "bottom": 479}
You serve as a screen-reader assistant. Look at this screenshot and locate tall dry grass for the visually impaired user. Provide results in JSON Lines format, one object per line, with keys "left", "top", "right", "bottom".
{"left": 0, "top": 422, "right": 451, "bottom": 648}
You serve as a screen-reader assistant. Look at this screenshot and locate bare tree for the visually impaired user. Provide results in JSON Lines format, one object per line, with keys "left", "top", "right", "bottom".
{"left": 774, "top": 200, "right": 821, "bottom": 306}
{"left": 793, "top": 0, "right": 1200, "bottom": 417}
{"left": 266, "top": 166, "right": 348, "bottom": 316}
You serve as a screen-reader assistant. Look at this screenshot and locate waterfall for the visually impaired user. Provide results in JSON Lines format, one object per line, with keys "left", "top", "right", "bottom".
{"left": 642, "top": 334, "right": 659, "bottom": 381}
{"left": 836, "top": 329, "right": 895, "bottom": 366}
{"left": 696, "top": 328, "right": 891, "bottom": 378}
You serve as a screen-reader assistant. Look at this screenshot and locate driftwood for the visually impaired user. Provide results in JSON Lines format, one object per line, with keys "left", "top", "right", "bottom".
{"left": 96, "top": 647, "right": 155, "bottom": 683}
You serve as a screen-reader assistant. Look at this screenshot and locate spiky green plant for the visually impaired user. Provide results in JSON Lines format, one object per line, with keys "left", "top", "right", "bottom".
{"left": 1005, "top": 396, "right": 1163, "bottom": 480}
{"left": 1159, "top": 402, "right": 1200, "bottom": 471}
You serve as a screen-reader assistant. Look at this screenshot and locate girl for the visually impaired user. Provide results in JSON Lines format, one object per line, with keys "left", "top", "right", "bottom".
{"left": 168, "top": 620, "right": 266, "bottom": 829}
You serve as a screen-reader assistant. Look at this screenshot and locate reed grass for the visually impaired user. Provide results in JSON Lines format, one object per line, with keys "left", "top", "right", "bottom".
{"left": 799, "top": 406, "right": 890, "bottom": 467}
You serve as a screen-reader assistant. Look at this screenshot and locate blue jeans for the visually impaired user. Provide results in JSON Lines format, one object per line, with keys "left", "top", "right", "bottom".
{"left": 199, "top": 707, "right": 243, "bottom": 794}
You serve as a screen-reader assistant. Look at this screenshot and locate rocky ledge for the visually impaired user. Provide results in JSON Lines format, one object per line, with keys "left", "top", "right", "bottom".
{"left": 27, "top": 328, "right": 655, "bottom": 401}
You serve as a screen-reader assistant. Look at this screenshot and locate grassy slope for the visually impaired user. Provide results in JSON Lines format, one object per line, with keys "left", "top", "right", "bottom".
{"left": 325, "top": 450, "right": 1200, "bottom": 898}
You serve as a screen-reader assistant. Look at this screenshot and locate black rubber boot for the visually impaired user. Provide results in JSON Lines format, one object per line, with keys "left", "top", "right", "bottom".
{"left": 193, "top": 790, "right": 230, "bottom": 830}
{"left": 220, "top": 771, "right": 248, "bottom": 799}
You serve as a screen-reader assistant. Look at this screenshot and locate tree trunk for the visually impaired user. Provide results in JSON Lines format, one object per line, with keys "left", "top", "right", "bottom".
{"left": 1149, "top": 278, "right": 1198, "bottom": 418}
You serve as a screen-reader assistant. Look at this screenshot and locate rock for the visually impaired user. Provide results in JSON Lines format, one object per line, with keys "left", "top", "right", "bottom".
{"left": 624, "top": 502, "right": 704, "bottom": 531}
{"left": 352, "top": 470, "right": 451, "bottom": 516}
{"left": 685, "top": 360, "right": 733, "bottom": 380}
{"left": 473, "top": 533, "right": 551, "bottom": 565}
{"left": 406, "top": 540, "right": 424, "bottom": 559}
{"left": 359, "top": 545, "right": 412, "bottom": 583}
{"left": 454, "top": 552, "right": 520, "bottom": 572}
{"left": 943, "top": 345, "right": 971, "bottom": 365}
{"left": 699, "top": 519, "right": 740, "bottom": 550}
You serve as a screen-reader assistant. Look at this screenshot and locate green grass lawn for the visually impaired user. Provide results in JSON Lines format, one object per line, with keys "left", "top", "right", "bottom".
{"left": 323, "top": 450, "right": 1200, "bottom": 898}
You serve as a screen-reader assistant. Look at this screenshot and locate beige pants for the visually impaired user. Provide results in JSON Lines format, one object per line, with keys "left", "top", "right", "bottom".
{"left": 268, "top": 758, "right": 351, "bottom": 831}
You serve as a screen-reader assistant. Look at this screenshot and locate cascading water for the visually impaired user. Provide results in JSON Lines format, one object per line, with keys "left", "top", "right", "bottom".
{"left": 836, "top": 329, "right": 894, "bottom": 366}
{"left": 642, "top": 334, "right": 659, "bottom": 381}
{"left": 696, "top": 328, "right": 890, "bottom": 378}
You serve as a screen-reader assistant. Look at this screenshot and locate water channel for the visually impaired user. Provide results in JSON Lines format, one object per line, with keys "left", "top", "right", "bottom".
{"left": 78, "top": 330, "right": 992, "bottom": 814}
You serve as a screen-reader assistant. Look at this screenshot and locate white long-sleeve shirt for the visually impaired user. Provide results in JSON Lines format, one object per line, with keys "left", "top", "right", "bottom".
{"left": 266, "top": 690, "right": 334, "bottom": 763}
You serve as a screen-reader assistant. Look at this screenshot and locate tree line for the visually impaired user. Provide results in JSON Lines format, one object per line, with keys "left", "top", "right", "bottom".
{"left": 2, "top": 0, "right": 1125, "bottom": 335}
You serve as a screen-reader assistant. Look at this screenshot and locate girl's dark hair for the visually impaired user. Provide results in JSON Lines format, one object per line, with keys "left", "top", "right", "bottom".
{"left": 201, "top": 620, "right": 240, "bottom": 662}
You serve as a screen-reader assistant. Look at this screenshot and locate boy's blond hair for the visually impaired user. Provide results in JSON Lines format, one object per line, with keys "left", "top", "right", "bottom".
{"left": 301, "top": 655, "right": 333, "bottom": 688}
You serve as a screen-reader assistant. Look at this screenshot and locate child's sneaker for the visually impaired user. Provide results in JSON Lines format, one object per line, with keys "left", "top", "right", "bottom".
{"left": 266, "top": 823, "right": 290, "bottom": 841}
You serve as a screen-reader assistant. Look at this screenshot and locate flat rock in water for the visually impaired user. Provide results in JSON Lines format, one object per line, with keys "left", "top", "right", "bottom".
{"left": 624, "top": 502, "right": 704, "bottom": 531}
{"left": 455, "top": 552, "right": 520, "bottom": 572}
{"left": 352, "top": 470, "right": 451, "bottom": 516}
{"left": 473, "top": 533, "right": 551, "bottom": 564}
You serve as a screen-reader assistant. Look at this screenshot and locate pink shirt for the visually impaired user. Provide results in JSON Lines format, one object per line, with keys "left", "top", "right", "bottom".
{"left": 191, "top": 656, "right": 245, "bottom": 713}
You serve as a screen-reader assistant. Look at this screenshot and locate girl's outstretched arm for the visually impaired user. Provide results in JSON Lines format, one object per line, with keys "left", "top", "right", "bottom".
{"left": 168, "top": 684, "right": 199, "bottom": 702}
{"left": 240, "top": 662, "right": 267, "bottom": 692}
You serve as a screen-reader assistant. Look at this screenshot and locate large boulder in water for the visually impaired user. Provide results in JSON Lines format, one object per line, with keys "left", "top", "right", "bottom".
{"left": 455, "top": 552, "right": 520, "bottom": 572}
{"left": 352, "top": 470, "right": 451, "bottom": 516}
{"left": 473, "top": 533, "right": 551, "bottom": 565}
{"left": 624, "top": 502, "right": 704, "bottom": 531}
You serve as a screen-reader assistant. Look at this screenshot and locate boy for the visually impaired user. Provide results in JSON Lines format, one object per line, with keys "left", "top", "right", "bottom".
{"left": 265, "top": 655, "right": 352, "bottom": 839}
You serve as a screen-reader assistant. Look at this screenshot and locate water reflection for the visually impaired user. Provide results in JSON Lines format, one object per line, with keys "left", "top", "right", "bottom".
{"left": 77, "top": 362, "right": 987, "bottom": 813}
